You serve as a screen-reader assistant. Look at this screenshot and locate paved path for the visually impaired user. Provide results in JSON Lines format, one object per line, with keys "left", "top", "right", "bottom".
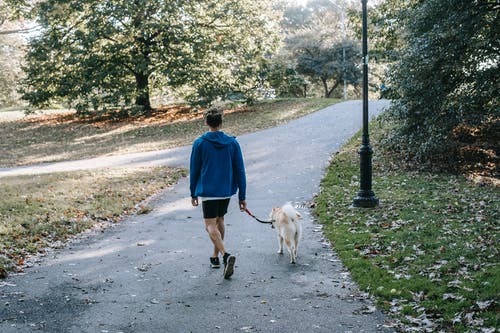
{"left": 0, "top": 100, "right": 394, "bottom": 332}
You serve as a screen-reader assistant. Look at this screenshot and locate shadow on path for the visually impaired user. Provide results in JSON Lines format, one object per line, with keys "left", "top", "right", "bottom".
{"left": 0, "top": 100, "right": 395, "bottom": 332}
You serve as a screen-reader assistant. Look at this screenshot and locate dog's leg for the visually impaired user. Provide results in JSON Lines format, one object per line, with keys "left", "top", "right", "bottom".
{"left": 294, "top": 231, "right": 300, "bottom": 260}
{"left": 290, "top": 246, "right": 296, "bottom": 264}
{"left": 285, "top": 239, "right": 295, "bottom": 264}
{"left": 277, "top": 236, "right": 284, "bottom": 254}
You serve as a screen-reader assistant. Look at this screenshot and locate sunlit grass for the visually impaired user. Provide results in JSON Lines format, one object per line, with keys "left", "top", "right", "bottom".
{"left": 0, "top": 98, "right": 337, "bottom": 167}
{"left": 0, "top": 167, "right": 186, "bottom": 276}
{"left": 0, "top": 98, "right": 337, "bottom": 277}
{"left": 314, "top": 119, "right": 499, "bottom": 332}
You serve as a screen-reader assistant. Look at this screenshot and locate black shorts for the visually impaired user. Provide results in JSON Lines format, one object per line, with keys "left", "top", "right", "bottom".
{"left": 202, "top": 199, "right": 230, "bottom": 219}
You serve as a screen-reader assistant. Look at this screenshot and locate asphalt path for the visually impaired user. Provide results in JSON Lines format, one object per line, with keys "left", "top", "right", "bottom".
{"left": 1, "top": 100, "right": 394, "bottom": 332}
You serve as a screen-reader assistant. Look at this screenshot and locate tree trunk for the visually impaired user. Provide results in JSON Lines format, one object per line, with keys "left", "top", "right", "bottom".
{"left": 322, "top": 77, "right": 341, "bottom": 98}
{"left": 135, "top": 73, "right": 151, "bottom": 111}
{"left": 327, "top": 81, "right": 341, "bottom": 98}
{"left": 322, "top": 78, "right": 329, "bottom": 98}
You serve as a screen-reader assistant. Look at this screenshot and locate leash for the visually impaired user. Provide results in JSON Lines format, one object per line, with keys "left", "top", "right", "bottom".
{"left": 244, "top": 208, "right": 274, "bottom": 225}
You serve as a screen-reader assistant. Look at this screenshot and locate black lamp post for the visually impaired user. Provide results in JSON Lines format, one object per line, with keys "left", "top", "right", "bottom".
{"left": 352, "top": 0, "right": 379, "bottom": 208}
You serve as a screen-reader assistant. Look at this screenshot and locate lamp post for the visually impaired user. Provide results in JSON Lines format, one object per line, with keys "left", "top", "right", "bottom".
{"left": 352, "top": 0, "right": 379, "bottom": 208}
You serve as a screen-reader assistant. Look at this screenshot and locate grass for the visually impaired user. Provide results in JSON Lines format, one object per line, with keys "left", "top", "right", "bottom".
{"left": 0, "top": 166, "right": 187, "bottom": 277}
{"left": 0, "top": 98, "right": 337, "bottom": 277}
{"left": 313, "top": 119, "right": 499, "bottom": 332}
{"left": 2, "top": 97, "right": 497, "bottom": 331}
{"left": 0, "top": 98, "right": 337, "bottom": 167}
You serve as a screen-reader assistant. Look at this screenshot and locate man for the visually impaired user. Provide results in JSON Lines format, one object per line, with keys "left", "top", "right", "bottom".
{"left": 190, "top": 107, "right": 247, "bottom": 279}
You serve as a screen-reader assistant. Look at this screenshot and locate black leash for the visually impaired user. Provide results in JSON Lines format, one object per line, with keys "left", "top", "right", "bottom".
{"left": 244, "top": 208, "right": 274, "bottom": 225}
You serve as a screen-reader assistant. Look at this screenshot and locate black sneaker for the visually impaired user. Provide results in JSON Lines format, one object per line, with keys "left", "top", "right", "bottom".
{"left": 222, "top": 252, "right": 230, "bottom": 265}
{"left": 210, "top": 257, "right": 220, "bottom": 268}
{"left": 223, "top": 253, "right": 236, "bottom": 279}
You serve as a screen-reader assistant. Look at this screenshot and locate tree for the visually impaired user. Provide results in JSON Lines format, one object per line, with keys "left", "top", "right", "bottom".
{"left": 19, "top": 0, "right": 280, "bottom": 112}
{"left": 0, "top": 0, "right": 34, "bottom": 107}
{"left": 259, "top": 57, "right": 307, "bottom": 98}
{"left": 343, "top": 0, "right": 417, "bottom": 99}
{"left": 0, "top": 0, "right": 32, "bottom": 24}
{"left": 280, "top": 0, "right": 361, "bottom": 98}
{"left": 0, "top": 26, "right": 24, "bottom": 106}
{"left": 384, "top": 0, "right": 499, "bottom": 172}
{"left": 289, "top": 18, "right": 361, "bottom": 98}
{"left": 358, "top": 0, "right": 418, "bottom": 63}
{"left": 294, "top": 37, "right": 360, "bottom": 98}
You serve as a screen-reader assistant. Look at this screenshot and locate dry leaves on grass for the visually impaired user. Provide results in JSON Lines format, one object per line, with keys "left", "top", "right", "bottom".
{"left": 314, "top": 122, "right": 499, "bottom": 332}
{"left": 0, "top": 166, "right": 187, "bottom": 276}
{"left": 0, "top": 99, "right": 337, "bottom": 167}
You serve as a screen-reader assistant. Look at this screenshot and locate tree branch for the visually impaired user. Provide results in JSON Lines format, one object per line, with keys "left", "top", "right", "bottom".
{"left": 0, "top": 25, "right": 38, "bottom": 35}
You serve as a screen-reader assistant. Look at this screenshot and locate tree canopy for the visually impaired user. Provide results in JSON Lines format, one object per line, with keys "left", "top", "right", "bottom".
{"left": 280, "top": 0, "right": 361, "bottom": 98}
{"left": 19, "top": 0, "right": 280, "bottom": 112}
{"left": 293, "top": 34, "right": 360, "bottom": 98}
{"left": 381, "top": 0, "right": 499, "bottom": 173}
{"left": 0, "top": 0, "right": 32, "bottom": 106}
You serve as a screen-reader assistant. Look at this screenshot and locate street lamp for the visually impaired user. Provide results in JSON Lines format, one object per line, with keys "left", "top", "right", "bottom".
{"left": 352, "top": 0, "right": 379, "bottom": 207}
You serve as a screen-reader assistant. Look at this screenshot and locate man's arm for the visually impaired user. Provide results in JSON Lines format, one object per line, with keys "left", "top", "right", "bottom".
{"left": 189, "top": 142, "right": 201, "bottom": 198}
{"left": 233, "top": 140, "right": 246, "bottom": 202}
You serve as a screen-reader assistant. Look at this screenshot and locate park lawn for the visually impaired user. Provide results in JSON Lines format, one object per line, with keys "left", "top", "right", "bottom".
{"left": 0, "top": 98, "right": 337, "bottom": 167}
{"left": 0, "top": 98, "right": 337, "bottom": 276}
{"left": 0, "top": 166, "right": 187, "bottom": 277}
{"left": 314, "top": 119, "right": 499, "bottom": 332}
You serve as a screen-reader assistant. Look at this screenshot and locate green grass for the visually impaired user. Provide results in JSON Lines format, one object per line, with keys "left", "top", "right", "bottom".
{"left": 0, "top": 98, "right": 337, "bottom": 276}
{"left": 0, "top": 167, "right": 186, "bottom": 276}
{"left": 2, "top": 98, "right": 498, "bottom": 332}
{"left": 0, "top": 98, "right": 337, "bottom": 167}
{"left": 314, "top": 119, "right": 499, "bottom": 332}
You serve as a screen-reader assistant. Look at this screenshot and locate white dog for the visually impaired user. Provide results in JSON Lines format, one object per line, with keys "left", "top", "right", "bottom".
{"left": 270, "top": 203, "right": 302, "bottom": 264}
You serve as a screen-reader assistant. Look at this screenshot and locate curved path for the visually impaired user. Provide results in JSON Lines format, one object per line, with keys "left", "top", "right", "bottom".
{"left": 0, "top": 100, "right": 394, "bottom": 332}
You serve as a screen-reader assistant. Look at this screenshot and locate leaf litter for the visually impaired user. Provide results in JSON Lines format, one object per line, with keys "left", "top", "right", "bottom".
{"left": 313, "top": 120, "right": 499, "bottom": 332}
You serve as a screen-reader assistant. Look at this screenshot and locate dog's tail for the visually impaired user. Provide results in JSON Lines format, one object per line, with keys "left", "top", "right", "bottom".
{"left": 282, "top": 203, "right": 302, "bottom": 221}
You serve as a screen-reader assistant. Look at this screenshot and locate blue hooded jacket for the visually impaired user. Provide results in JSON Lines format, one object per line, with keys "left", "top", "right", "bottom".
{"left": 190, "top": 131, "right": 246, "bottom": 201}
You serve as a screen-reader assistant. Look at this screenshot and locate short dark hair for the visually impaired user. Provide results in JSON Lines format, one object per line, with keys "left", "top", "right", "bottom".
{"left": 204, "top": 107, "right": 223, "bottom": 128}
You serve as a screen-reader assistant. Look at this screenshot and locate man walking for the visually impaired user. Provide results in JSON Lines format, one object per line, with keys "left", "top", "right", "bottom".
{"left": 190, "top": 107, "right": 247, "bottom": 279}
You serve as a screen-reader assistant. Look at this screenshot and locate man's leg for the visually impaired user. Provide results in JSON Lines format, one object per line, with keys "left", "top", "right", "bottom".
{"left": 214, "top": 217, "right": 225, "bottom": 257}
{"left": 205, "top": 217, "right": 226, "bottom": 257}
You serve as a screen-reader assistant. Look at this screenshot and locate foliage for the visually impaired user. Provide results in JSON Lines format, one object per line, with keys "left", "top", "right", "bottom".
{"left": 281, "top": 0, "right": 343, "bottom": 30}
{"left": 260, "top": 58, "right": 307, "bottom": 98}
{"left": 285, "top": 6, "right": 361, "bottom": 98}
{"left": 19, "top": 0, "right": 280, "bottom": 112}
{"left": 314, "top": 119, "right": 499, "bottom": 332}
{"left": 0, "top": 0, "right": 31, "bottom": 22}
{"left": 294, "top": 36, "right": 361, "bottom": 98}
{"left": 274, "top": 0, "right": 362, "bottom": 99}
{"left": 362, "top": 0, "right": 418, "bottom": 63}
{"left": 0, "top": 25, "right": 26, "bottom": 106}
{"left": 382, "top": 0, "right": 499, "bottom": 173}
{"left": 0, "top": 0, "right": 32, "bottom": 107}
{"left": 0, "top": 37, "right": 23, "bottom": 107}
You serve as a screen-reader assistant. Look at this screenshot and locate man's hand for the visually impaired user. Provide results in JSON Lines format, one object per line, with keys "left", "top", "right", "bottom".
{"left": 239, "top": 200, "right": 247, "bottom": 212}
{"left": 191, "top": 197, "right": 199, "bottom": 207}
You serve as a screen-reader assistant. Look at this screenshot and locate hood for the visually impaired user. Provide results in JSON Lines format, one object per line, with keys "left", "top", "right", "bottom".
{"left": 201, "top": 131, "right": 235, "bottom": 149}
